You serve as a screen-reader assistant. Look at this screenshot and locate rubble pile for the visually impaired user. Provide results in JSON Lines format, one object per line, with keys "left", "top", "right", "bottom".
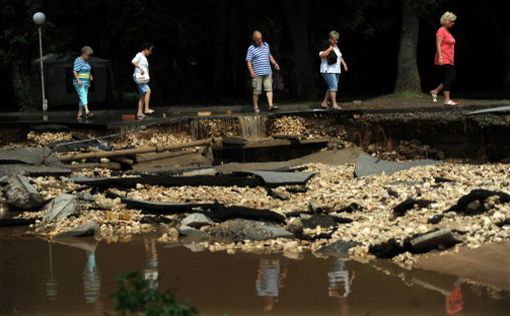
{"left": 27, "top": 131, "right": 73, "bottom": 146}
{"left": 112, "top": 127, "right": 193, "bottom": 149}
{"left": 3, "top": 159, "right": 507, "bottom": 269}
{"left": 269, "top": 115, "right": 349, "bottom": 139}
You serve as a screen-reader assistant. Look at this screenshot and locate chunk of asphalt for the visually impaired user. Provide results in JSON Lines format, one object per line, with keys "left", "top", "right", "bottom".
{"left": 427, "top": 214, "right": 445, "bottom": 224}
{"left": 4, "top": 175, "right": 45, "bottom": 211}
{"left": 337, "top": 203, "right": 363, "bottom": 213}
{"left": 308, "top": 199, "right": 323, "bottom": 213}
{"left": 393, "top": 198, "right": 434, "bottom": 217}
{"left": 315, "top": 240, "right": 359, "bottom": 257}
{"left": 369, "top": 238, "right": 406, "bottom": 259}
{"left": 267, "top": 188, "right": 290, "bottom": 201}
{"left": 354, "top": 153, "right": 439, "bottom": 178}
{"left": 302, "top": 215, "right": 353, "bottom": 229}
{"left": 181, "top": 213, "right": 214, "bottom": 228}
{"left": 405, "top": 229, "right": 460, "bottom": 253}
{"left": 41, "top": 194, "right": 79, "bottom": 225}
{"left": 233, "top": 170, "right": 317, "bottom": 187}
{"left": 447, "top": 189, "right": 510, "bottom": 215}
{"left": 209, "top": 219, "right": 294, "bottom": 242}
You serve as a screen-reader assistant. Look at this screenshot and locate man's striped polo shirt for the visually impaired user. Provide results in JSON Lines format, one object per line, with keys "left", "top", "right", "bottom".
{"left": 246, "top": 42, "right": 272, "bottom": 76}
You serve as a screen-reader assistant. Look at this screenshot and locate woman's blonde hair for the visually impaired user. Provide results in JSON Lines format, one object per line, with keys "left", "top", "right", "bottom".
{"left": 440, "top": 12, "right": 457, "bottom": 26}
{"left": 329, "top": 31, "right": 340, "bottom": 40}
{"left": 81, "top": 46, "right": 94, "bottom": 55}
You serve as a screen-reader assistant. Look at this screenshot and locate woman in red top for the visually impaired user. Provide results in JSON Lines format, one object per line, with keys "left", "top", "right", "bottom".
{"left": 430, "top": 12, "right": 458, "bottom": 106}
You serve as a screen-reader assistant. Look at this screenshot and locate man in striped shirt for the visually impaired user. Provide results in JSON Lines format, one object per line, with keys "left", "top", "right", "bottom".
{"left": 246, "top": 31, "right": 280, "bottom": 113}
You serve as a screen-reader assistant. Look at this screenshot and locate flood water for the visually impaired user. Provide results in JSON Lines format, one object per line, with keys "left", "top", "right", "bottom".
{"left": 0, "top": 235, "right": 509, "bottom": 316}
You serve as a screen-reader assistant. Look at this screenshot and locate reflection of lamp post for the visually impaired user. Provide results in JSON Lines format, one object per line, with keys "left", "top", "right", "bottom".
{"left": 33, "top": 12, "right": 48, "bottom": 112}
{"left": 46, "top": 242, "right": 59, "bottom": 301}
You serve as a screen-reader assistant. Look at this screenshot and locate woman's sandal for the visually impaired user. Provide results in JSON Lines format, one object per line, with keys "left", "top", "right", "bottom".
{"left": 444, "top": 100, "right": 458, "bottom": 107}
{"left": 430, "top": 91, "right": 438, "bottom": 103}
{"left": 269, "top": 105, "right": 279, "bottom": 112}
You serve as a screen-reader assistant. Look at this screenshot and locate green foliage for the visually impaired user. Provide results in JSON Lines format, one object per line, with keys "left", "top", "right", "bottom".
{"left": 0, "top": 0, "right": 40, "bottom": 66}
{"left": 112, "top": 272, "right": 198, "bottom": 316}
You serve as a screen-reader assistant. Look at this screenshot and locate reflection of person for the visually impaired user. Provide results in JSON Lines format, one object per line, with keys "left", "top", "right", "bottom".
{"left": 319, "top": 31, "right": 348, "bottom": 110}
{"left": 430, "top": 12, "right": 458, "bottom": 106}
{"left": 132, "top": 42, "right": 155, "bottom": 119}
{"left": 73, "top": 46, "right": 94, "bottom": 120}
{"left": 83, "top": 250, "right": 101, "bottom": 304}
{"left": 143, "top": 239, "right": 159, "bottom": 290}
{"left": 328, "top": 258, "right": 355, "bottom": 316}
{"left": 246, "top": 31, "right": 280, "bottom": 113}
{"left": 445, "top": 283, "right": 464, "bottom": 315}
{"left": 256, "top": 259, "right": 287, "bottom": 313}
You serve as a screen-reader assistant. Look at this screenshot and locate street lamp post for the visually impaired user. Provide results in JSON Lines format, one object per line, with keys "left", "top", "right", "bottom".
{"left": 33, "top": 12, "right": 48, "bottom": 112}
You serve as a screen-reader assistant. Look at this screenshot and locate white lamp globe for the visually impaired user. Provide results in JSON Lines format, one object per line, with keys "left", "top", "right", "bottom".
{"left": 33, "top": 12, "right": 46, "bottom": 25}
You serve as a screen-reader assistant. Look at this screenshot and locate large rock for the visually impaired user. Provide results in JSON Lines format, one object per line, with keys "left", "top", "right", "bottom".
{"left": 179, "top": 225, "right": 210, "bottom": 242}
{"left": 41, "top": 194, "right": 79, "bottom": 225}
{"left": 354, "top": 153, "right": 439, "bottom": 178}
{"left": 209, "top": 219, "right": 294, "bottom": 242}
{"left": 4, "top": 175, "right": 45, "bottom": 210}
{"left": 181, "top": 213, "right": 214, "bottom": 228}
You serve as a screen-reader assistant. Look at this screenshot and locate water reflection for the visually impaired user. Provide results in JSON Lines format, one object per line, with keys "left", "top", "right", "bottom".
{"left": 256, "top": 258, "right": 287, "bottom": 313}
{"left": 143, "top": 239, "right": 159, "bottom": 290}
{"left": 328, "top": 258, "right": 356, "bottom": 316}
{"left": 49, "top": 238, "right": 102, "bottom": 306}
{"left": 1, "top": 237, "right": 506, "bottom": 315}
{"left": 83, "top": 250, "right": 101, "bottom": 304}
{"left": 45, "top": 242, "right": 59, "bottom": 301}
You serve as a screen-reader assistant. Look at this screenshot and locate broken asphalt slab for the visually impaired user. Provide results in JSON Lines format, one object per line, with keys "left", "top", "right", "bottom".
{"left": 0, "top": 147, "right": 71, "bottom": 177}
{"left": 111, "top": 194, "right": 286, "bottom": 223}
{"left": 0, "top": 147, "right": 57, "bottom": 165}
{"left": 41, "top": 194, "right": 79, "bottom": 225}
{"left": 72, "top": 170, "right": 316, "bottom": 189}
{"left": 4, "top": 175, "right": 45, "bottom": 210}
{"left": 354, "top": 153, "right": 439, "bottom": 178}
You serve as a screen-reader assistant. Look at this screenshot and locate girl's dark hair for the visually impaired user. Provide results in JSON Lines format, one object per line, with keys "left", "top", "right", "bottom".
{"left": 142, "top": 42, "right": 154, "bottom": 50}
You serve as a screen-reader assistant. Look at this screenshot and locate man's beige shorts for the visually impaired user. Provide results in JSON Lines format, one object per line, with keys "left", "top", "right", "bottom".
{"left": 252, "top": 74, "right": 273, "bottom": 95}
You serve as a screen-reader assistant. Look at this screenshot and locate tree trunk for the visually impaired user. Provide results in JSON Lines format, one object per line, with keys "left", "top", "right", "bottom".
{"left": 11, "top": 61, "right": 35, "bottom": 111}
{"left": 285, "top": 0, "right": 317, "bottom": 100}
{"left": 394, "top": 1, "right": 421, "bottom": 93}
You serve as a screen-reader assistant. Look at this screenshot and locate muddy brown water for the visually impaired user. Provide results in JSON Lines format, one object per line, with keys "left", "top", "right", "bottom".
{"left": 0, "top": 236, "right": 508, "bottom": 316}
